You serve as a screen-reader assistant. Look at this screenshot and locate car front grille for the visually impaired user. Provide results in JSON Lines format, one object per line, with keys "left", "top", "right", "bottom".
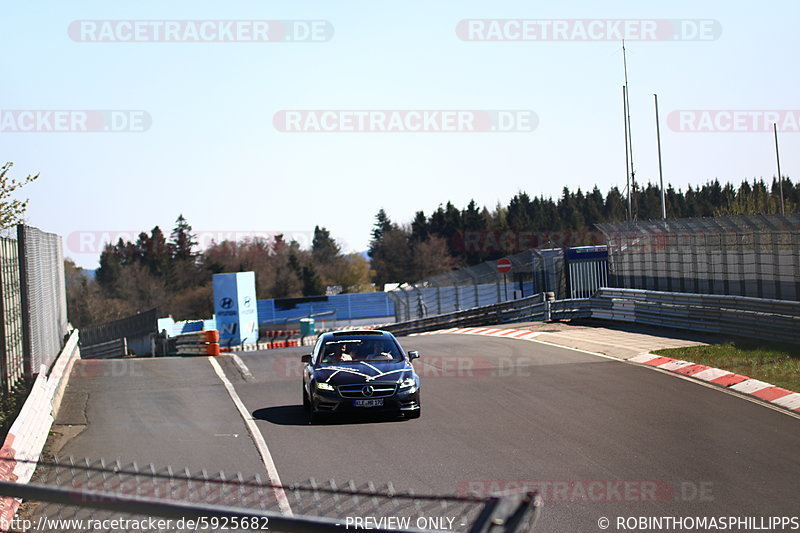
{"left": 337, "top": 382, "right": 397, "bottom": 398}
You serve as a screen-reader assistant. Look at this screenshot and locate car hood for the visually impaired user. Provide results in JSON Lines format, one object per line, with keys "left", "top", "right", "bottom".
{"left": 314, "top": 361, "right": 411, "bottom": 385}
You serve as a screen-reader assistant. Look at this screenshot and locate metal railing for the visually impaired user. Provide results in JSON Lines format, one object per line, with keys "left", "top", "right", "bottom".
{"left": 17, "top": 225, "right": 69, "bottom": 378}
{"left": 79, "top": 308, "right": 159, "bottom": 349}
{"left": 0, "top": 237, "right": 24, "bottom": 394}
{"left": 80, "top": 338, "right": 128, "bottom": 360}
{"left": 591, "top": 288, "right": 800, "bottom": 344}
{"left": 384, "top": 294, "right": 547, "bottom": 337}
{"left": 388, "top": 251, "right": 539, "bottom": 323}
{"left": 2, "top": 457, "right": 542, "bottom": 533}
{"left": 384, "top": 288, "right": 800, "bottom": 344}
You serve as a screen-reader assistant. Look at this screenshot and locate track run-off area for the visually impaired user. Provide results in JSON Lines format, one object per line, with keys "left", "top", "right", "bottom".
{"left": 51, "top": 332, "right": 800, "bottom": 532}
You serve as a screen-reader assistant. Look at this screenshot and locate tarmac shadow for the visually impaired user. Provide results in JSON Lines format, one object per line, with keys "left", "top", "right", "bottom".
{"left": 252, "top": 406, "right": 405, "bottom": 426}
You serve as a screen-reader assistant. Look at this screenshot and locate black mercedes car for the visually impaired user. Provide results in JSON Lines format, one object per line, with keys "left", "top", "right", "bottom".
{"left": 301, "top": 330, "right": 421, "bottom": 422}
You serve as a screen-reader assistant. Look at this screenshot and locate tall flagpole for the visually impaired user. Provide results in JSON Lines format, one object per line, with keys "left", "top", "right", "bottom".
{"left": 623, "top": 40, "right": 636, "bottom": 219}
{"left": 624, "top": 86, "right": 632, "bottom": 220}
{"left": 773, "top": 123, "right": 785, "bottom": 215}
{"left": 654, "top": 94, "right": 666, "bottom": 219}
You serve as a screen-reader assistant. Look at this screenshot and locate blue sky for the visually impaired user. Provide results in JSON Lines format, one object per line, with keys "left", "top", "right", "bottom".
{"left": 3, "top": 0, "right": 798, "bottom": 268}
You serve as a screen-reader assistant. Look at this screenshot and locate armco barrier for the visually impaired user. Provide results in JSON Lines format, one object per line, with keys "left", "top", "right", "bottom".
{"left": 174, "top": 330, "right": 220, "bottom": 356}
{"left": 384, "top": 288, "right": 800, "bottom": 344}
{"left": 0, "top": 329, "right": 80, "bottom": 529}
{"left": 591, "top": 288, "right": 800, "bottom": 345}
{"left": 80, "top": 338, "right": 127, "bottom": 359}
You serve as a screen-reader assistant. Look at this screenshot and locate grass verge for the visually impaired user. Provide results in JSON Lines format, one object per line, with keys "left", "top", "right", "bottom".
{"left": 654, "top": 340, "right": 800, "bottom": 393}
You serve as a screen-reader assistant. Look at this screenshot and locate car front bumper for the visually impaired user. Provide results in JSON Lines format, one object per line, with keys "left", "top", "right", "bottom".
{"left": 311, "top": 386, "right": 420, "bottom": 415}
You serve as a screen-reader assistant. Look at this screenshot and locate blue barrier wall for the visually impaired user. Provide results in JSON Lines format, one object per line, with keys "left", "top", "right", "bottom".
{"left": 257, "top": 292, "right": 395, "bottom": 324}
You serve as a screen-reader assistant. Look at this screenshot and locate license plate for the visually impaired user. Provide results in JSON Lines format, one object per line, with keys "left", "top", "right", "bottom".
{"left": 354, "top": 399, "right": 384, "bottom": 407}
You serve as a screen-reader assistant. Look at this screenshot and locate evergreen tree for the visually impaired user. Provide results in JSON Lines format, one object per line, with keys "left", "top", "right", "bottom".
{"left": 169, "top": 214, "right": 197, "bottom": 260}
{"left": 312, "top": 226, "right": 340, "bottom": 263}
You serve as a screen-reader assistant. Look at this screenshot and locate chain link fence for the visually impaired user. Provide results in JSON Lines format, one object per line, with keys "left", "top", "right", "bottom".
{"left": 17, "top": 225, "right": 69, "bottom": 378}
{"left": 0, "top": 238, "right": 24, "bottom": 395}
{"left": 3, "top": 457, "right": 541, "bottom": 533}
{"left": 0, "top": 226, "right": 68, "bottom": 394}
{"left": 597, "top": 214, "right": 800, "bottom": 301}
{"left": 388, "top": 251, "right": 540, "bottom": 323}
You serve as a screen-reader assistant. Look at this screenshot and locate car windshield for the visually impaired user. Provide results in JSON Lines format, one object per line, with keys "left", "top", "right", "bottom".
{"left": 319, "top": 337, "right": 403, "bottom": 364}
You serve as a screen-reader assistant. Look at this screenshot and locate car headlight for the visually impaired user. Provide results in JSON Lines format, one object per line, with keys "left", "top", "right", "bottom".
{"left": 316, "top": 382, "right": 335, "bottom": 391}
{"left": 399, "top": 377, "right": 416, "bottom": 389}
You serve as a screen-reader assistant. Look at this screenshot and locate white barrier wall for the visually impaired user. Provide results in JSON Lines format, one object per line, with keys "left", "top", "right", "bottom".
{"left": 0, "top": 330, "right": 80, "bottom": 529}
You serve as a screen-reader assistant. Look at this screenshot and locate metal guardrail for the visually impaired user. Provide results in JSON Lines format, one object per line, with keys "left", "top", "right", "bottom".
{"left": 592, "top": 288, "right": 800, "bottom": 344}
{"left": 80, "top": 338, "right": 127, "bottom": 359}
{"left": 384, "top": 288, "right": 800, "bottom": 344}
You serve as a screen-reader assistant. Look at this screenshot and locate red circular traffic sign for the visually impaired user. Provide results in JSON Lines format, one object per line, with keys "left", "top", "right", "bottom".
{"left": 496, "top": 258, "right": 512, "bottom": 273}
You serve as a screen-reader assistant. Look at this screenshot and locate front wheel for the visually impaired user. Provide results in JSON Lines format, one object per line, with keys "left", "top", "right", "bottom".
{"left": 302, "top": 386, "right": 310, "bottom": 410}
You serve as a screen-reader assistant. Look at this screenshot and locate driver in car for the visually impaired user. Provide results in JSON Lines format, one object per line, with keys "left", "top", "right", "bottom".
{"left": 365, "top": 341, "right": 394, "bottom": 360}
{"left": 335, "top": 343, "right": 354, "bottom": 362}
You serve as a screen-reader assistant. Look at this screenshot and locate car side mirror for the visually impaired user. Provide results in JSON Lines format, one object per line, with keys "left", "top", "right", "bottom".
{"left": 407, "top": 350, "right": 420, "bottom": 360}
{"left": 301, "top": 354, "right": 312, "bottom": 363}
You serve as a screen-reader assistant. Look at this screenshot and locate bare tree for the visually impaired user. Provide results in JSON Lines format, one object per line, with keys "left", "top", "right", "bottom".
{"left": 0, "top": 163, "right": 39, "bottom": 229}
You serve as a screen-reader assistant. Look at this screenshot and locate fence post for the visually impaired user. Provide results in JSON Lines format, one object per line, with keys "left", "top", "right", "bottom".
{"left": 543, "top": 292, "right": 555, "bottom": 321}
{"left": 16, "top": 225, "right": 32, "bottom": 379}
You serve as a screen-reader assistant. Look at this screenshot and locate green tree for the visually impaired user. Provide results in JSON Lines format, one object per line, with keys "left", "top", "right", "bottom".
{"left": 312, "top": 226, "right": 340, "bottom": 263}
{"left": 369, "top": 209, "right": 395, "bottom": 256}
{"left": 410, "top": 211, "right": 429, "bottom": 243}
{"left": 169, "top": 214, "right": 197, "bottom": 260}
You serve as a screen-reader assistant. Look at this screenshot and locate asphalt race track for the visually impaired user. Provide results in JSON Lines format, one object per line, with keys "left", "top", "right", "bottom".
{"left": 55, "top": 334, "right": 800, "bottom": 532}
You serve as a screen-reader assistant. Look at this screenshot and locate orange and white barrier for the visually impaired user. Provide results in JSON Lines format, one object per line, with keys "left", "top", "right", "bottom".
{"left": 175, "top": 330, "right": 220, "bottom": 356}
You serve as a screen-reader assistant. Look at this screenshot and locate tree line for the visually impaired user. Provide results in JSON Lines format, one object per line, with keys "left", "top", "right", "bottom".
{"left": 66, "top": 217, "right": 372, "bottom": 327}
{"left": 368, "top": 178, "right": 798, "bottom": 286}
{"left": 66, "top": 177, "right": 797, "bottom": 326}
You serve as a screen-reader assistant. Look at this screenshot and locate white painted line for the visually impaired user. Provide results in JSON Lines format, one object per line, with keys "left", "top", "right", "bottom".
{"left": 692, "top": 368, "right": 732, "bottom": 382}
{"left": 230, "top": 354, "right": 255, "bottom": 381}
{"left": 208, "top": 357, "right": 293, "bottom": 516}
{"left": 772, "top": 393, "right": 800, "bottom": 410}
{"left": 730, "top": 379, "right": 774, "bottom": 395}
{"left": 658, "top": 360, "right": 696, "bottom": 372}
